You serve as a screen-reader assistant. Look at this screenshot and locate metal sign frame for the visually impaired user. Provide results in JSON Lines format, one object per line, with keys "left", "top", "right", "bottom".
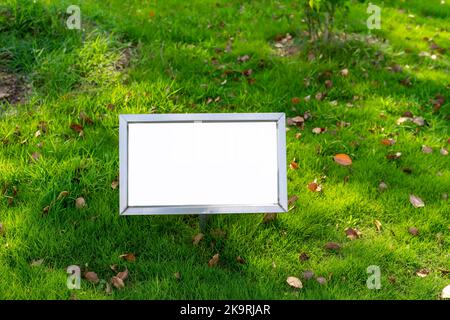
{"left": 119, "top": 113, "right": 287, "bottom": 215}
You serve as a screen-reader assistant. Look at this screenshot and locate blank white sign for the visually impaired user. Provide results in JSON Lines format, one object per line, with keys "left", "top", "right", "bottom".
{"left": 127, "top": 122, "right": 278, "bottom": 206}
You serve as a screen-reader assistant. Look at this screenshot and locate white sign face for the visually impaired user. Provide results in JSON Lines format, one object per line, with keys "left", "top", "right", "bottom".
{"left": 119, "top": 113, "right": 287, "bottom": 215}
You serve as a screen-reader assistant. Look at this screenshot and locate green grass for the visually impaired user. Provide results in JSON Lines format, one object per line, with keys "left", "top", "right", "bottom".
{"left": 0, "top": 0, "right": 449, "bottom": 300}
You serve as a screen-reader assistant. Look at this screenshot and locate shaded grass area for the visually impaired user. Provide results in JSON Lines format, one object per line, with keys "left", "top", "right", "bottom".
{"left": 0, "top": 0, "right": 449, "bottom": 299}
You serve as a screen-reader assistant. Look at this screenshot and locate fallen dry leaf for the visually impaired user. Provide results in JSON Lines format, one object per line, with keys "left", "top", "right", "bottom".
{"left": 333, "top": 154, "right": 352, "bottom": 166}
{"left": 174, "top": 272, "right": 181, "bottom": 280}
{"left": 303, "top": 270, "right": 314, "bottom": 280}
{"left": 307, "top": 179, "right": 322, "bottom": 192}
{"left": 412, "top": 117, "right": 425, "bottom": 126}
{"left": 263, "top": 212, "right": 277, "bottom": 224}
{"left": 422, "top": 145, "right": 433, "bottom": 154}
{"left": 237, "top": 55, "right": 250, "bottom": 63}
{"left": 289, "top": 160, "right": 299, "bottom": 170}
{"left": 291, "top": 97, "right": 301, "bottom": 104}
{"left": 288, "top": 195, "right": 298, "bottom": 206}
{"left": 324, "top": 242, "right": 341, "bottom": 251}
{"left": 299, "top": 252, "right": 310, "bottom": 262}
{"left": 345, "top": 228, "right": 361, "bottom": 240}
{"left": 286, "top": 276, "right": 303, "bottom": 289}
{"left": 312, "top": 127, "right": 326, "bottom": 134}
{"left": 84, "top": 271, "right": 100, "bottom": 284}
{"left": 57, "top": 191, "right": 69, "bottom": 200}
{"left": 70, "top": 123, "right": 83, "bottom": 133}
{"left": 386, "top": 152, "right": 402, "bottom": 160}
{"left": 415, "top": 268, "right": 429, "bottom": 278}
{"left": 374, "top": 220, "right": 382, "bottom": 232}
{"left": 408, "top": 227, "right": 419, "bottom": 236}
{"left": 117, "top": 268, "right": 129, "bottom": 281}
{"left": 378, "top": 181, "right": 388, "bottom": 192}
{"left": 381, "top": 138, "right": 396, "bottom": 146}
{"left": 119, "top": 253, "right": 136, "bottom": 262}
{"left": 440, "top": 148, "right": 448, "bottom": 156}
{"left": 111, "top": 180, "right": 119, "bottom": 190}
{"left": 236, "top": 256, "right": 246, "bottom": 264}
{"left": 192, "top": 233, "right": 204, "bottom": 245}
{"left": 409, "top": 194, "right": 425, "bottom": 208}
{"left": 295, "top": 132, "right": 302, "bottom": 139}
{"left": 75, "top": 197, "right": 86, "bottom": 209}
{"left": 396, "top": 117, "right": 412, "bottom": 125}
{"left": 208, "top": 253, "right": 219, "bottom": 267}
{"left": 79, "top": 111, "right": 94, "bottom": 125}
{"left": 111, "top": 276, "right": 125, "bottom": 289}
{"left": 31, "top": 259, "right": 44, "bottom": 267}
{"left": 324, "top": 79, "right": 333, "bottom": 89}
{"left": 31, "top": 152, "right": 41, "bottom": 162}
{"left": 340, "top": 68, "right": 349, "bottom": 77}
{"left": 316, "top": 277, "right": 327, "bottom": 285}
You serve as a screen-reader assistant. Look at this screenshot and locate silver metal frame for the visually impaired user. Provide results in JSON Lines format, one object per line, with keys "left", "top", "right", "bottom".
{"left": 119, "top": 113, "right": 287, "bottom": 215}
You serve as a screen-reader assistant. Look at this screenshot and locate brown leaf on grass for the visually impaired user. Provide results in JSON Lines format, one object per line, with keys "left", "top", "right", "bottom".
{"left": 324, "top": 79, "right": 333, "bottom": 89}
{"left": 237, "top": 55, "right": 250, "bottom": 63}
{"left": 295, "top": 132, "right": 302, "bottom": 139}
{"left": 422, "top": 145, "right": 433, "bottom": 154}
{"left": 386, "top": 152, "right": 402, "bottom": 160}
{"left": 57, "top": 191, "right": 69, "bottom": 200}
{"left": 286, "top": 276, "right": 303, "bottom": 289}
{"left": 381, "top": 138, "right": 396, "bottom": 146}
{"left": 315, "top": 92, "right": 326, "bottom": 101}
{"left": 263, "top": 213, "right": 277, "bottom": 224}
{"left": 287, "top": 116, "right": 304, "bottom": 128}
{"left": 312, "top": 127, "right": 326, "bottom": 134}
{"left": 340, "top": 68, "right": 349, "bottom": 77}
{"left": 120, "top": 253, "right": 136, "bottom": 262}
{"left": 236, "top": 256, "right": 246, "bottom": 264}
{"left": 307, "top": 180, "right": 322, "bottom": 192}
{"left": 430, "top": 94, "right": 445, "bottom": 112}
{"left": 288, "top": 195, "right": 298, "bottom": 206}
{"left": 111, "top": 276, "right": 125, "bottom": 289}
{"left": 289, "top": 160, "right": 299, "bottom": 170}
{"left": 412, "top": 117, "right": 425, "bottom": 126}
{"left": 399, "top": 77, "right": 412, "bottom": 87}
{"left": 402, "top": 111, "right": 413, "bottom": 117}
{"left": 345, "top": 228, "right": 361, "bottom": 240}
{"left": 70, "top": 123, "right": 83, "bottom": 133}
{"left": 84, "top": 271, "right": 100, "bottom": 284}
{"left": 415, "top": 269, "right": 429, "bottom": 278}
{"left": 316, "top": 277, "right": 327, "bottom": 285}
{"left": 408, "top": 227, "right": 419, "bottom": 236}
{"left": 291, "top": 97, "right": 301, "bottom": 104}
{"left": 324, "top": 242, "right": 341, "bottom": 251}
{"left": 373, "top": 220, "right": 382, "bottom": 232}
{"left": 34, "top": 130, "right": 41, "bottom": 138}
{"left": 333, "top": 154, "right": 352, "bottom": 166}
{"left": 117, "top": 268, "right": 129, "bottom": 281}
{"left": 208, "top": 253, "right": 219, "bottom": 267}
{"left": 299, "top": 252, "right": 310, "bottom": 262}
{"left": 192, "top": 233, "right": 204, "bottom": 245}
{"left": 302, "top": 270, "right": 314, "bottom": 280}
{"left": 105, "top": 282, "right": 112, "bottom": 295}
{"left": 396, "top": 117, "right": 412, "bottom": 125}
{"left": 42, "top": 206, "right": 50, "bottom": 216}
{"left": 242, "top": 69, "right": 253, "bottom": 77}
{"left": 440, "top": 148, "right": 448, "bottom": 156}
{"left": 31, "top": 259, "right": 44, "bottom": 267}
{"left": 75, "top": 197, "right": 86, "bottom": 209}
{"left": 31, "top": 152, "right": 41, "bottom": 162}
{"left": 79, "top": 111, "right": 94, "bottom": 125}
{"left": 409, "top": 194, "right": 425, "bottom": 208}
{"left": 378, "top": 181, "right": 388, "bottom": 192}
{"left": 111, "top": 180, "right": 119, "bottom": 190}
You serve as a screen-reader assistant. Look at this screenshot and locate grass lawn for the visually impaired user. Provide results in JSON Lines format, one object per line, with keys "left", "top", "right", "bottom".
{"left": 0, "top": 0, "right": 449, "bottom": 300}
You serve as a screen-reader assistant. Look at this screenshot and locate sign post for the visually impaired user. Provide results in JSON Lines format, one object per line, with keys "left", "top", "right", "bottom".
{"left": 119, "top": 113, "right": 287, "bottom": 222}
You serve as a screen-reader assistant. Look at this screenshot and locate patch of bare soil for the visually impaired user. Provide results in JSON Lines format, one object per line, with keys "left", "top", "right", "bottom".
{"left": 0, "top": 70, "right": 30, "bottom": 105}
